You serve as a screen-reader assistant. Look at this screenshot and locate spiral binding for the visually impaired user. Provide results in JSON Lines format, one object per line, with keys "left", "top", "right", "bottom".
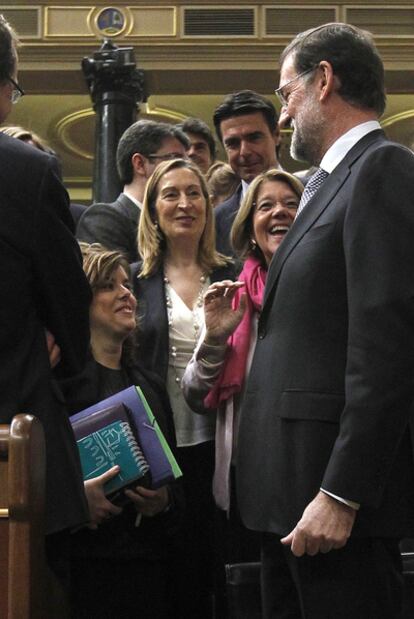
{"left": 120, "top": 421, "right": 150, "bottom": 476}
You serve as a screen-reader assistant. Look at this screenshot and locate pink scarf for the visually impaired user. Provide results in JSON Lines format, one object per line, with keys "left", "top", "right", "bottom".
{"left": 204, "top": 255, "right": 267, "bottom": 408}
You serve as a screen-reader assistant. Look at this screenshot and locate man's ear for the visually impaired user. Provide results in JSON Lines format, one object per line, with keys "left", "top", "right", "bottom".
{"left": 272, "top": 128, "right": 282, "bottom": 148}
{"left": 318, "top": 61, "right": 336, "bottom": 101}
{"left": 131, "top": 152, "right": 147, "bottom": 178}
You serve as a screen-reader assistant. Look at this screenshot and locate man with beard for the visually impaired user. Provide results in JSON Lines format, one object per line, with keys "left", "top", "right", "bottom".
{"left": 236, "top": 22, "right": 414, "bottom": 619}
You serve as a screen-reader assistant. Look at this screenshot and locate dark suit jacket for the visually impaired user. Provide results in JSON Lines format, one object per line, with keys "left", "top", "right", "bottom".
{"left": 77, "top": 193, "right": 140, "bottom": 263}
{"left": 237, "top": 130, "right": 414, "bottom": 539}
{"left": 70, "top": 202, "right": 88, "bottom": 228}
{"left": 131, "top": 262, "right": 237, "bottom": 383}
{"left": 0, "top": 133, "right": 91, "bottom": 534}
{"left": 214, "top": 185, "right": 242, "bottom": 257}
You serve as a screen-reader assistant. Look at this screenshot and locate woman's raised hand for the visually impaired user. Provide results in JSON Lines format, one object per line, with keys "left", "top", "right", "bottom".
{"left": 203, "top": 280, "right": 247, "bottom": 346}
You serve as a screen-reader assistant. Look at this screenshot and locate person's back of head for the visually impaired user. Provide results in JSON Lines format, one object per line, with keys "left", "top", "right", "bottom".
{"left": 116, "top": 119, "right": 190, "bottom": 186}
{"left": 0, "top": 14, "right": 18, "bottom": 80}
{"left": 0, "top": 124, "right": 54, "bottom": 152}
{"left": 280, "top": 22, "right": 385, "bottom": 116}
{"left": 206, "top": 162, "right": 240, "bottom": 208}
{"left": 0, "top": 14, "right": 20, "bottom": 124}
{"left": 213, "top": 90, "right": 279, "bottom": 143}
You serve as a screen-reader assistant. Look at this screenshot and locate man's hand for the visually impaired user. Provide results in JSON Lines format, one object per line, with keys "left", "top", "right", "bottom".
{"left": 281, "top": 491, "right": 356, "bottom": 557}
{"left": 124, "top": 484, "right": 169, "bottom": 517}
{"left": 203, "top": 280, "right": 246, "bottom": 346}
{"left": 45, "top": 330, "right": 61, "bottom": 369}
{"left": 84, "top": 466, "right": 123, "bottom": 529}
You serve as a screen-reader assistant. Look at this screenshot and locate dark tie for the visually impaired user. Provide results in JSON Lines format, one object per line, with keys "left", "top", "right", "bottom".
{"left": 296, "top": 167, "right": 329, "bottom": 217}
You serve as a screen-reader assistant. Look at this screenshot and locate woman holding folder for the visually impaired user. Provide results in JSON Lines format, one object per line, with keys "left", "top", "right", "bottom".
{"left": 61, "top": 242, "right": 182, "bottom": 619}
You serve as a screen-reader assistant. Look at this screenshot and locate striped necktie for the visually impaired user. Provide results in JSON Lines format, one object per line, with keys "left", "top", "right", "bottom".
{"left": 296, "top": 167, "right": 329, "bottom": 217}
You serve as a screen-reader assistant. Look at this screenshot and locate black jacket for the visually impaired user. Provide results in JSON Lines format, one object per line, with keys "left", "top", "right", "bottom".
{"left": 237, "top": 130, "right": 414, "bottom": 538}
{"left": 77, "top": 193, "right": 140, "bottom": 263}
{"left": 0, "top": 133, "right": 91, "bottom": 534}
{"left": 131, "top": 262, "right": 237, "bottom": 384}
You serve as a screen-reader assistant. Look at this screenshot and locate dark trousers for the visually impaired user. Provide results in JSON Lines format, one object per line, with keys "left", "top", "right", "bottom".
{"left": 214, "top": 466, "right": 261, "bottom": 618}
{"left": 261, "top": 533, "right": 403, "bottom": 619}
{"left": 219, "top": 466, "right": 261, "bottom": 564}
{"left": 70, "top": 557, "right": 168, "bottom": 619}
{"left": 167, "top": 441, "right": 216, "bottom": 619}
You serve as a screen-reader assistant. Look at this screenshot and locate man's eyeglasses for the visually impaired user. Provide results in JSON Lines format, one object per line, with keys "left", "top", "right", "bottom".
{"left": 8, "top": 76, "right": 25, "bottom": 104}
{"left": 147, "top": 152, "right": 187, "bottom": 162}
{"left": 274, "top": 67, "right": 315, "bottom": 108}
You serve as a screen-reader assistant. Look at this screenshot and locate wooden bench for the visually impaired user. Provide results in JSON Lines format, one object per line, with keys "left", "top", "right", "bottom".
{"left": 0, "top": 414, "right": 47, "bottom": 619}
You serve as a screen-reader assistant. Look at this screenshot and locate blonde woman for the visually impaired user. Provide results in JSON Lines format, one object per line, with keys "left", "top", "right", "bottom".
{"left": 132, "top": 158, "right": 235, "bottom": 618}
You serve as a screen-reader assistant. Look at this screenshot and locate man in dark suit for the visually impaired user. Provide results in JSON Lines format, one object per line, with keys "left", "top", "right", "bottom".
{"left": 0, "top": 13, "right": 91, "bottom": 561}
{"left": 237, "top": 23, "right": 414, "bottom": 618}
{"left": 213, "top": 90, "right": 282, "bottom": 256}
{"left": 77, "top": 120, "right": 189, "bottom": 262}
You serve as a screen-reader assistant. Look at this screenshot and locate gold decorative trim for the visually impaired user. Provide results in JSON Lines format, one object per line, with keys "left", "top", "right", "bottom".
{"left": 65, "top": 177, "right": 94, "bottom": 187}
{"left": 45, "top": 6, "right": 95, "bottom": 38}
{"left": 0, "top": 508, "right": 8, "bottom": 518}
{"left": 381, "top": 109, "right": 414, "bottom": 127}
{"left": 55, "top": 103, "right": 188, "bottom": 162}
{"left": 144, "top": 102, "right": 188, "bottom": 122}
{"left": 127, "top": 6, "right": 177, "bottom": 38}
{"left": 1, "top": 5, "right": 42, "bottom": 39}
{"left": 55, "top": 108, "right": 94, "bottom": 160}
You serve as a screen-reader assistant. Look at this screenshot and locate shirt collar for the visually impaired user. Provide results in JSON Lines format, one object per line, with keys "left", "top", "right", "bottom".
{"left": 241, "top": 179, "right": 250, "bottom": 199}
{"left": 240, "top": 163, "right": 284, "bottom": 198}
{"left": 122, "top": 190, "right": 142, "bottom": 209}
{"left": 320, "top": 120, "right": 381, "bottom": 174}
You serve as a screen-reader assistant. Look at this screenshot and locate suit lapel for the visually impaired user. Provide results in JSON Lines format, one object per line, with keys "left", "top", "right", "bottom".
{"left": 263, "top": 130, "right": 385, "bottom": 309}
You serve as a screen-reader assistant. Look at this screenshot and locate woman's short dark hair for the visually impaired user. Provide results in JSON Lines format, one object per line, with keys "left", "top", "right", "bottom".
{"left": 79, "top": 242, "right": 131, "bottom": 290}
{"left": 79, "top": 242, "right": 138, "bottom": 365}
{"left": 280, "top": 23, "right": 386, "bottom": 116}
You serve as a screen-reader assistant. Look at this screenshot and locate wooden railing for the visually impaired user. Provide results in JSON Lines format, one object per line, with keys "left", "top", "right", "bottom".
{"left": 0, "top": 414, "right": 47, "bottom": 618}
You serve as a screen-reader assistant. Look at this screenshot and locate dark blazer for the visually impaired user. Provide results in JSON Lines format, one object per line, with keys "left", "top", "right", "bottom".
{"left": 61, "top": 355, "right": 183, "bottom": 559}
{"left": 214, "top": 185, "right": 242, "bottom": 257}
{"left": 237, "top": 130, "right": 414, "bottom": 539}
{"left": 69, "top": 202, "right": 88, "bottom": 228}
{"left": 0, "top": 133, "right": 91, "bottom": 534}
{"left": 77, "top": 193, "right": 140, "bottom": 262}
{"left": 131, "top": 262, "right": 237, "bottom": 383}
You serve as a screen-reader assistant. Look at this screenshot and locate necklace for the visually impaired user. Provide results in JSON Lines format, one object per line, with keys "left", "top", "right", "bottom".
{"left": 164, "top": 273, "right": 207, "bottom": 385}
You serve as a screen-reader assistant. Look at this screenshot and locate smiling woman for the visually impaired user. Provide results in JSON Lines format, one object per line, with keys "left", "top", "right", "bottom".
{"left": 132, "top": 158, "right": 236, "bottom": 617}
{"left": 89, "top": 258, "right": 137, "bottom": 345}
{"left": 61, "top": 242, "right": 183, "bottom": 619}
{"left": 181, "top": 169, "right": 303, "bottom": 566}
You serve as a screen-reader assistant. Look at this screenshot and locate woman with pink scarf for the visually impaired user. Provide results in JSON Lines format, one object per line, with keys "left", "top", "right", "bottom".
{"left": 182, "top": 169, "right": 303, "bottom": 561}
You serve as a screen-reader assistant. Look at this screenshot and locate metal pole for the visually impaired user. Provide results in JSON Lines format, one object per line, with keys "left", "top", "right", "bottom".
{"left": 82, "top": 39, "right": 146, "bottom": 203}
